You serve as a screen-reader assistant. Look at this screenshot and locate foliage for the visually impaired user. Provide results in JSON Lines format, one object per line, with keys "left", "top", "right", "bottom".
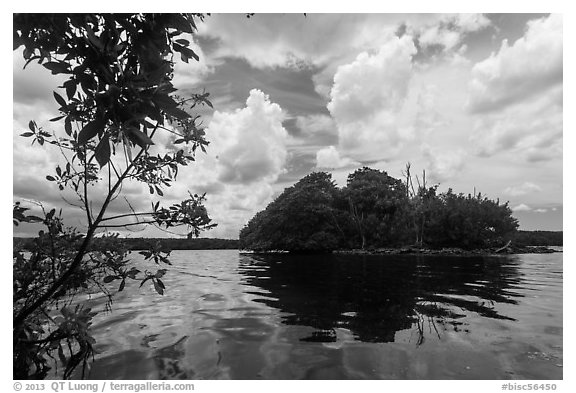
{"left": 240, "top": 167, "right": 519, "bottom": 252}
{"left": 511, "top": 230, "right": 563, "bottom": 247}
{"left": 13, "top": 13, "right": 215, "bottom": 379}
{"left": 423, "top": 190, "right": 519, "bottom": 248}
{"left": 338, "top": 167, "right": 409, "bottom": 247}
{"left": 240, "top": 172, "right": 343, "bottom": 252}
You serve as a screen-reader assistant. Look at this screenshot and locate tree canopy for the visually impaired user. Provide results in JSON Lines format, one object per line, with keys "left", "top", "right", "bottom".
{"left": 240, "top": 167, "right": 519, "bottom": 252}
{"left": 240, "top": 172, "right": 342, "bottom": 252}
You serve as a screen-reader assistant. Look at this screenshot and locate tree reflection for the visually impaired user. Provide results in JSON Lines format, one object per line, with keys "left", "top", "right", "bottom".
{"left": 238, "top": 253, "right": 523, "bottom": 344}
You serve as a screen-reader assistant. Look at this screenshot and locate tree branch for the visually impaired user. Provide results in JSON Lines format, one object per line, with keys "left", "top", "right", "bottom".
{"left": 14, "top": 122, "right": 161, "bottom": 328}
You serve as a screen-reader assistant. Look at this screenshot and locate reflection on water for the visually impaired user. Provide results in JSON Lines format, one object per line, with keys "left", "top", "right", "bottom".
{"left": 239, "top": 253, "right": 523, "bottom": 344}
{"left": 80, "top": 250, "right": 562, "bottom": 380}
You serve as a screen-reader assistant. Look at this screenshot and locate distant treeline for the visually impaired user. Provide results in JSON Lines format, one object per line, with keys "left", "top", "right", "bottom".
{"left": 13, "top": 230, "right": 561, "bottom": 252}
{"left": 14, "top": 237, "right": 239, "bottom": 251}
{"left": 511, "top": 231, "right": 563, "bottom": 247}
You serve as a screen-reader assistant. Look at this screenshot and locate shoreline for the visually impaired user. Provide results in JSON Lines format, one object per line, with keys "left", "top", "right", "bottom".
{"left": 243, "top": 245, "right": 562, "bottom": 256}
{"left": 335, "top": 245, "right": 561, "bottom": 257}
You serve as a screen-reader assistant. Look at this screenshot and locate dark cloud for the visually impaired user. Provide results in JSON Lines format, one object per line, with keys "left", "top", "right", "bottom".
{"left": 203, "top": 57, "right": 328, "bottom": 118}
{"left": 277, "top": 151, "right": 316, "bottom": 183}
{"left": 192, "top": 182, "right": 226, "bottom": 195}
{"left": 13, "top": 52, "right": 67, "bottom": 107}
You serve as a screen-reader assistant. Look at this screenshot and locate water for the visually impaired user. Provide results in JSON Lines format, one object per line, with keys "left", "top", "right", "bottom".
{"left": 80, "top": 250, "right": 562, "bottom": 380}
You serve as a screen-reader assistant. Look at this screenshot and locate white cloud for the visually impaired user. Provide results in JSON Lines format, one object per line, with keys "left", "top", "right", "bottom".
{"left": 173, "top": 35, "right": 219, "bottom": 88}
{"left": 470, "top": 85, "right": 562, "bottom": 160}
{"left": 295, "top": 114, "right": 336, "bottom": 136}
{"left": 327, "top": 35, "right": 417, "bottom": 161}
{"left": 416, "top": 14, "right": 491, "bottom": 52}
{"left": 419, "top": 25, "right": 461, "bottom": 51}
{"left": 197, "top": 14, "right": 412, "bottom": 70}
{"left": 207, "top": 89, "right": 289, "bottom": 184}
{"left": 315, "top": 146, "right": 358, "bottom": 169}
{"left": 503, "top": 182, "right": 543, "bottom": 197}
{"left": 412, "top": 85, "right": 448, "bottom": 135}
{"left": 164, "top": 89, "right": 291, "bottom": 238}
{"left": 468, "top": 14, "right": 562, "bottom": 162}
{"left": 467, "top": 14, "right": 562, "bottom": 114}
{"left": 512, "top": 203, "right": 532, "bottom": 212}
{"left": 196, "top": 14, "right": 475, "bottom": 98}
{"left": 453, "top": 14, "right": 491, "bottom": 33}
{"left": 422, "top": 145, "right": 466, "bottom": 183}
{"left": 534, "top": 208, "right": 548, "bottom": 213}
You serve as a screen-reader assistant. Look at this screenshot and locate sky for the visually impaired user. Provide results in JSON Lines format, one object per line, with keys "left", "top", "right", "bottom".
{"left": 12, "top": 13, "right": 564, "bottom": 239}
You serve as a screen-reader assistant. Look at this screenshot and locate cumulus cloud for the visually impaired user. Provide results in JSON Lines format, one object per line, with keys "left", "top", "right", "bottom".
{"left": 207, "top": 89, "right": 289, "bottom": 184}
{"left": 327, "top": 35, "right": 417, "bottom": 161}
{"left": 418, "top": 26, "right": 462, "bottom": 51}
{"left": 197, "top": 14, "right": 408, "bottom": 70}
{"left": 467, "top": 14, "right": 562, "bottom": 114}
{"left": 422, "top": 145, "right": 466, "bottom": 183}
{"left": 196, "top": 14, "right": 477, "bottom": 99}
{"left": 415, "top": 14, "right": 491, "bottom": 52}
{"left": 412, "top": 85, "right": 449, "bottom": 135}
{"left": 470, "top": 84, "right": 562, "bottom": 160}
{"left": 295, "top": 114, "right": 336, "bottom": 136}
{"left": 468, "top": 14, "right": 562, "bottom": 162}
{"left": 315, "top": 146, "right": 358, "bottom": 169}
{"left": 453, "top": 14, "right": 492, "bottom": 33}
{"left": 503, "top": 182, "right": 542, "bottom": 197}
{"left": 165, "top": 89, "right": 291, "bottom": 238}
{"left": 512, "top": 203, "right": 532, "bottom": 212}
{"left": 13, "top": 87, "right": 291, "bottom": 239}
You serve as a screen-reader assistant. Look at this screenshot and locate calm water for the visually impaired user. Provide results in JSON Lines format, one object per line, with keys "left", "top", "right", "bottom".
{"left": 80, "top": 250, "right": 562, "bottom": 380}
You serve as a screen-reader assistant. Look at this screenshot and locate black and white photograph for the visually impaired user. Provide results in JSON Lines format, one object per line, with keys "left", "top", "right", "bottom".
{"left": 11, "top": 5, "right": 566, "bottom": 387}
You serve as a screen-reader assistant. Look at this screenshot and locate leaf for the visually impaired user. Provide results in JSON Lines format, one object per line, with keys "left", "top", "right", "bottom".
{"left": 46, "top": 175, "right": 56, "bottom": 181}
{"left": 179, "top": 45, "right": 200, "bottom": 62}
{"left": 153, "top": 280, "right": 164, "bottom": 295}
{"left": 78, "top": 119, "right": 105, "bottom": 145}
{"left": 169, "top": 14, "right": 194, "bottom": 33}
{"left": 175, "top": 38, "right": 190, "bottom": 46}
{"left": 139, "top": 276, "right": 152, "bottom": 288}
{"left": 50, "top": 115, "right": 65, "bottom": 122}
{"left": 85, "top": 26, "right": 104, "bottom": 50}
{"left": 103, "top": 275, "right": 117, "bottom": 283}
{"left": 173, "top": 42, "right": 199, "bottom": 63}
{"left": 20, "top": 132, "right": 34, "bottom": 137}
{"left": 94, "top": 134, "right": 111, "bottom": 167}
{"left": 164, "top": 106, "right": 191, "bottom": 120}
{"left": 53, "top": 91, "right": 67, "bottom": 108}
{"left": 64, "top": 117, "right": 72, "bottom": 136}
{"left": 126, "top": 127, "right": 155, "bottom": 148}
{"left": 43, "top": 61, "right": 70, "bottom": 74}
{"left": 28, "top": 120, "right": 35, "bottom": 132}
{"left": 152, "top": 93, "right": 178, "bottom": 109}
{"left": 118, "top": 279, "right": 126, "bottom": 292}
{"left": 64, "top": 80, "right": 77, "bottom": 100}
